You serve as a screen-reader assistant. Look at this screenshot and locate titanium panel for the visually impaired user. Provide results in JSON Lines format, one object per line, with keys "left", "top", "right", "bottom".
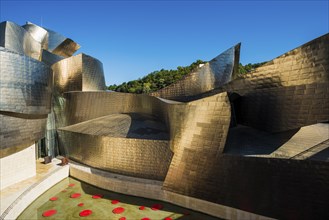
{"left": 58, "top": 131, "right": 172, "bottom": 180}
{"left": 221, "top": 33, "right": 329, "bottom": 132}
{"left": 22, "top": 22, "right": 48, "bottom": 50}
{"left": 163, "top": 92, "right": 231, "bottom": 190}
{"left": 150, "top": 44, "right": 240, "bottom": 101}
{"left": 52, "top": 54, "right": 106, "bottom": 94}
{"left": 0, "top": 21, "right": 42, "bottom": 60}
{"left": 46, "top": 28, "right": 80, "bottom": 57}
{"left": 82, "top": 54, "right": 106, "bottom": 91}
{"left": 0, "top": 47, "right": 52, "bottom": 115}
{"left": 0, "top": 114, "right": 47, "bottom": 158}
{"left": 41, "top": 49, "right": 65, "bottom": 66}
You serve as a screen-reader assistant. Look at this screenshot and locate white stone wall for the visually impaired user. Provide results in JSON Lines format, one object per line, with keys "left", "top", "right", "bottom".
{"left": 0, "top": 144, "right": 36, "bottom": 190}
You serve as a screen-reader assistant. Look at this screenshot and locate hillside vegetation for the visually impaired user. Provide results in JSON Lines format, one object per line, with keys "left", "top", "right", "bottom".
{"left": 108, "top": 60, "right": 266, "bottom": 93}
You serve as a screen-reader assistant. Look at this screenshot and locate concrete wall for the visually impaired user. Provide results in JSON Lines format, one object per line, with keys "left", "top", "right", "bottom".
{"left": 0, "top": 144, "right": 36, "bottom": 190}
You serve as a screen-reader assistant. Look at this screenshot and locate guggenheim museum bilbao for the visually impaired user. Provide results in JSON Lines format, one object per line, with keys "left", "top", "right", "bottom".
{"left": 0, "top": 21, "right": 328, "bottom": 219}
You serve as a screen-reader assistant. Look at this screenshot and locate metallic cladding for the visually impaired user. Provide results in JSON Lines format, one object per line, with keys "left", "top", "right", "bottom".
{"left": 56, "top": 91, "right": 231, "bottom": 180}
{"left": 46, "top": 28, "right": 80, "bottom": 57}
{"left": 0, "top": 47, "right": 52, "bottom": 115}
{"left": 163, "top": 92, "right": 231, "bottom": 190}
{"left": 58, "top": 131, "right": 172, "bottom": 180}
{"left": 0, "top": 114, "right": 47, "bottom": 158}
{"left": 41, "top": 49, "right": 65, "bottom": 66}
{"left": 150, "top": 44, "right": 240, "bottom": 101}
{"left": 0, "top": 21, "right": 42, "bottom": 60}
{"left": 221, "top": 33, "right": 329, "bottom": 132}
{"left": 22, "top": 22, "right": 48, "bottom": 50}
{"left": 52, "top": 54, "right": 106, "bottom": 94}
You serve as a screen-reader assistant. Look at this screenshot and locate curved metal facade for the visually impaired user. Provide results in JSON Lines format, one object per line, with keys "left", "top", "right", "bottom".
{"left": 46, "top": 28, "right": 80, "bottom": 57}
{"left": 0, "top": 114, "right": 47, "bottom": 158}
{"left": 150, "top": 43, "right": 240, "bottom": 101}
{"left": 52, "top": 53, "right": 106, "bottom": 94}
{"left": 57, "top": 91, "right": 231, "bottom": 180}
{"left": 1, "top": 20, "right": 329, "bottom": 219}
{"left": 0, "top": 46, "right": 52, "bottom": 157}
{"left": 22, "top": 22, "right": 48, "bottom": 50}
{"left": 0, "top": 21, "right": 42, "bottom": 60}
{"left": 221, "top": 33, "right": 329, "bottom": 132}
{"left": 0, "top": 47, "right": 52, "bottom": 115}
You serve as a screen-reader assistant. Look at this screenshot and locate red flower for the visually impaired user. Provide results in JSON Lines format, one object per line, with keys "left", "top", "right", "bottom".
{"left": 151, "top": 204, "right": 163, "bottom": 211}
{"left": 164, "top": 218, "right": 172, "bottom": 220}
{"left": 92, "top": 194, "right": 103, "bottom": 199}
{"left": 42, "top": 209, "right": 57, "bottom": 217}
{"left": 70, "top": 193, "right": 81, "bottom": 198}
{"left": 79, "top": 210, "right": 92, "bottom": 217}
{"left": 49, "top": 197, "right": 58, "bottom": 201}
{"left": 141, "top": 218, "right": 151, "bottom": 220}
{"left": 119, "top": 217, "right": 126, "bottom": 220}
{"left": 78, "top": 203, "right": 84, "bottom": 207}
{"left": 139, "top": 206, "right": 145, "bottom": 210}
{"left": 111, "top": 200, "right": 119, "bottom": 204}
{"left": 112, "top": 207, "right": 125, "bottom": 214}
{"left": 68, "top": 183, "right": 75, "bottom": 187}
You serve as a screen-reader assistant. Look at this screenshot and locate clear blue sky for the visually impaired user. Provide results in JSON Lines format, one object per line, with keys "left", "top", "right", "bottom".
{"left": 1, "top": 1, "right": 328, "bottom": 85}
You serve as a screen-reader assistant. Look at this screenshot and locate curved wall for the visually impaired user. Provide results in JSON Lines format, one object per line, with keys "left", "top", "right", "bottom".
{"left": 221, "top": 33, "right": 329, "bottom": 132}
{"left": 57, "top": 91, "right": 231, "bottom": 182}
{"left": 46, "top": 28, "right": 80, "bottom": 57}
{"left": 0, "top": 21, "right": 42, "bottom": 60}
{"left": 0, "top": 46, "right": 52, "bottom": 157}
{"left": 0, "top": 47, "right": 52, "bottom": 115}
{"left": 22, "top": 22, "right": 48, "bottom": 50}
{"left": 52, "top": 54, "right": 106, "bottom": 94}
{"left": 0, "top": 114, "right": 47, "bottom": 158}
{"left": 150, "top": 44, "right": 240, "bottom": 101}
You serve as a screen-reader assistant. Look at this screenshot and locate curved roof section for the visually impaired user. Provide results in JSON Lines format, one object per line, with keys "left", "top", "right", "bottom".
{"left": 46, "top": 28, "right": 80, "bottom": 57}
{"left": 0, "top": 21, "right": 42, "bottom": 60}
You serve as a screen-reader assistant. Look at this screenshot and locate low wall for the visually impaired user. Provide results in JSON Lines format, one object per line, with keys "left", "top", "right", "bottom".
{"left": 70, "top": 161, "right": 272, "bottom": 220}
{"left": 0, "top": 160, "right": 69, "bottom": 220}
{"left": 0, "top": 144, "right": 36, "bottom": 190}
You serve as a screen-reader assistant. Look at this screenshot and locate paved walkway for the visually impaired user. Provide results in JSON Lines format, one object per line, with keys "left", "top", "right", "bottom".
{"left": 0, "top": 158, "right": 69, "bottom": 218}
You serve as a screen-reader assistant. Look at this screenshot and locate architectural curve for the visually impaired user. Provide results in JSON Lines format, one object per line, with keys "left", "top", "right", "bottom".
{"left": 22, "top": 21, "right": 48, "bottom": 49}
{"left": 46, "top": 28, "right": 80, "bottom": 57}
{"left": 52, "top": 53, "right": 106, "bottom": 94}
{"left": 0, "top": 47, "right": 52, "bottom": 115}
{"left": 150, "top": 43, "right": 240, "bottom": 101}
{"left": 0, "top": 21, "right": 42, "bottom": 60}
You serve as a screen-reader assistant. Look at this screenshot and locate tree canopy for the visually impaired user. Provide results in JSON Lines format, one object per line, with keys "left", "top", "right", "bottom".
{"left": 108, "top": 60, "right": 266, "bottom": 93}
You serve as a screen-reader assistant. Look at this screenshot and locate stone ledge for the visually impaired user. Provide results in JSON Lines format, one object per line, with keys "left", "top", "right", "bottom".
{"left": 0, "top": 160, "right": 69, "bottom": 220}
{"left": 69, "top": 161, "right": 274, "bottom": 220}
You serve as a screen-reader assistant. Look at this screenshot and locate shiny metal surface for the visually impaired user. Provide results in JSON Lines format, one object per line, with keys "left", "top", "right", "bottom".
{"left": 46, "top": 28, "right": 80, "bottom": 57}
{"left": 0, "top": 47, "right": 52, "bottom": 115}
{"left": 52, "top": 53, "right": 106, "bottom": 94}
{"left": 150, "top": 44, "right": 240, "bottom": 101}
{"left": 57, "top": 91, "right": 230, "bottom": 180}
{"left": 0, "top": 21, "right": 42, "bottom": 60}
{"left": 22, "top": 22, "right": 48, "bottom": 50}
{"left": 0, "top": 114, "right": 47, "bottom": 158}
{"left": 0, "top": 46, "right": 51, "bottom": 157}
{"left": 163, "top": 92, "right": 231, "bottom": 189}
{"left": 41, "top": 49, "right": 65, "bottom": 66}
{"left": 221, "top": 33, "right": 329, "bottom": 132}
